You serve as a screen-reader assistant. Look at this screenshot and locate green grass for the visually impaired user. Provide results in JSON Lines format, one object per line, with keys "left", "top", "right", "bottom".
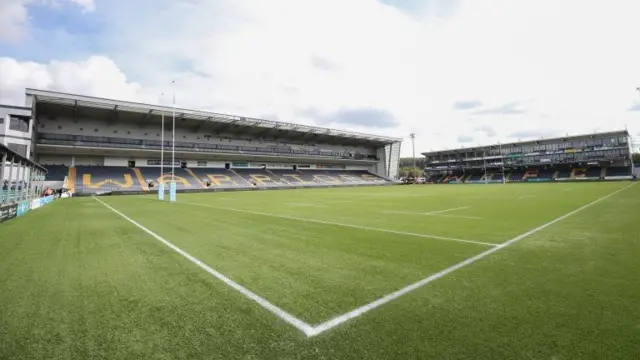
{"left": 1, "top": 182, "right": 639, "bottom": 359}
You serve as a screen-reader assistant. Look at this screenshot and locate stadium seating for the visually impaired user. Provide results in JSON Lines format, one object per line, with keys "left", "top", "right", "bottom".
{"left": 555, "top": 167, "right": 571, "bottom": 179}
{"left": 535, "top": 168, "right": 555, "bottom": 180}
{"left": 189, "top": 168, "right": 248, "bottom": 188}
{"left": 508, "top": 169, "right": 524, "bottom": 181}
{"left": 570, "top": 168, "right": 587, "bottom": 179}
{"left": 65, "top": 166, "right": 390, "bottom": 193}
{"left": 521, "top": 169, "right": 539, "bottom": 181}
{"left": 466, "top": 171, "right": 483, "bottom": 182}
{"left": 606, "top": 167, "right": 631, "bottom": 177}
{"left": 228, "top": 168, "right": 286, "bottom": 187}
{"left": 74, "top": 166, "right": 143, "bottom": 193}
{"left": 427, "top": 165, "right": 632, "bottom": 184}
{"left": 43, "top": 165, "right": 68, "bottom": 181}
{"left": 137, "top": 168, "right": 199, "bottom": 190}
{"left": 586, "top": 167, "right": 601, "bottom": 178}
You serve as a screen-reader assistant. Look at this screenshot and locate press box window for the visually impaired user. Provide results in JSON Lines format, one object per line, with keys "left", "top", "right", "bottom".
{"left": 9, "top": 115, "right": 30, "bottom": 132}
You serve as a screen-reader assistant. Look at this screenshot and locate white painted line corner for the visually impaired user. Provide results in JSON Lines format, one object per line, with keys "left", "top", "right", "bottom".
{"left": 305, "top": 182, "right": 636, "bottom": 337}
{"left": 92, "top": 196, "right": 316, "bottom": 337}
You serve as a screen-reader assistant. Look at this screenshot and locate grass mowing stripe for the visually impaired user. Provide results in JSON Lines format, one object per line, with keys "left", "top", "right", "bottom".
{"left": 92, "top": 196, "right": 316, "bottom": 336}
{"left": 178, "top": 201, "right": 497, "bottom": 247}
{"left": 306, "top": 182, "right": 636, "bottom": 337}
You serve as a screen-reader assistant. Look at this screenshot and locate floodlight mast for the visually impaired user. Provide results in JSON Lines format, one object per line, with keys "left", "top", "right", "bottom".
{"left": 410, "top": 133, "right": 416, "bottom": 174}
{"left": 499, "top": 141, "right": 506, "bottom": 184}
{"left": 483, "top": 149, "right": 487, "bottom": 184}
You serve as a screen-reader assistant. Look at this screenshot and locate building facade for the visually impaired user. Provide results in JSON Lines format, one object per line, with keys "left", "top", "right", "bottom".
{"left": 421, "top": 131, "right": 633, "bottom": 183}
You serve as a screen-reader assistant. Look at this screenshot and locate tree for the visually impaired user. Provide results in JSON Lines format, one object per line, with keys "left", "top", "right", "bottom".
{"left": 399, "top": 167, "right": 422, "bottom": 178}
{"left": 399, "top": 157, "right": 425, "bottom": 169}
{"left": 633, "top": 153, "right": 640, "bottom": 164}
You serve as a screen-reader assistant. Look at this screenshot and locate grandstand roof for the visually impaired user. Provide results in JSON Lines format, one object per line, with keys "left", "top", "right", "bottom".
{"left": 421, "top": 130, "right": 630, "bottom": 156}
{"left": 26, "top": 89, "right": 402, "bottom": 146}
{"left": 0, "top": 143, "right": 47, "bottom": 172}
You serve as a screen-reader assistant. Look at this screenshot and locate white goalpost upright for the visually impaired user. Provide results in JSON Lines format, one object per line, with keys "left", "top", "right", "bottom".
{"left": 158, "top": 92, "right": 166, "bottom": 200}
{"left": 169, "top": 80, "right": 177, "bottom": 202}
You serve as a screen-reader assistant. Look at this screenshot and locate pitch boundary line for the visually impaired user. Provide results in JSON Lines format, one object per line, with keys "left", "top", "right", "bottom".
{"left": 178, "top": 202, "right": 496, "bottom": 247}
{"left": 385, "top": 210, "right": 483, "bottom": 220}
{"left": 92, "top": 196, "right": 317, "bottom": 337}
{"left": 94, "top": 182, "right": 634, "bottom": 338}
{"left": 305, "top": 182, "right": 636, "bottom": 337}
{"left": 517, "top": 195, "right": 536, "bottom": 199}
{"left": 384, "top": 206, "right": 483, "bottom": 220}
{"left": 426, "top": 206, "right": 470, "bottom": 214}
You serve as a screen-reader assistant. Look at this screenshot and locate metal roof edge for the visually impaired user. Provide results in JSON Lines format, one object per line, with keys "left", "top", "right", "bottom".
{"left": 26, "top": 88, "right": 403, "bottom": 143}
{"left": 420, "top": 130, "right": 630, "bottom": 155}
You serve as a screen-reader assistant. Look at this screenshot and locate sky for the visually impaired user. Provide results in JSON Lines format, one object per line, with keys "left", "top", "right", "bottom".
{"left": 0, "top": 0, "right": 639, "bottom": 156}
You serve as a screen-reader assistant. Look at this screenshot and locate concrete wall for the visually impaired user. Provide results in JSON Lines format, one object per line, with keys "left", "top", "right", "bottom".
{"left": 101, "top": 157, "right": 330, "bottom": 169}
{"left": 0, "top": 105, "right": 34, "bottom": 160}
{"left": 37, "top": 155, "right": 73, "bottom": 166}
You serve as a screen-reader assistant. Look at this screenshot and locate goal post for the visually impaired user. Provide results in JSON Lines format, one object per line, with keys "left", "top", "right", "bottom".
{"left": 169, "top": 181, "right": 177, "bottom": 202}
{"left": 158, "top": 182, "right": 165, "bottom": 200}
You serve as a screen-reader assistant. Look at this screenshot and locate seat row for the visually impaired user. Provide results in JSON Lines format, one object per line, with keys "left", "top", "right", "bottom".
{"left": 41, "top": 166, "right": 389, "bottom": 193}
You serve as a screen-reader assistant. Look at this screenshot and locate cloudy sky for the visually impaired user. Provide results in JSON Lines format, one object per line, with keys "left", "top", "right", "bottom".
{"left": 1, "top": 0, "right": 639, "bottom": 155}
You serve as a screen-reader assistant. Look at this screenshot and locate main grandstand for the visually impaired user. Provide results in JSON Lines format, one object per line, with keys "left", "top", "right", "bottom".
{"left": 422, "top": 130, "right": 635, "bottom": 184}
{"left": 7, "top": 89, "right": 402, "bottom": 195}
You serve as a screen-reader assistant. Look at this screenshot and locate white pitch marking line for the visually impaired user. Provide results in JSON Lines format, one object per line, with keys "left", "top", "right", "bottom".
{"left": 92, "top": 196, "right": 316, "bottom": 337}
{"left": 357, "top": 193, "right": 436, "bottom": 198}
{"left": 305, "top": 182, "right": 636, "bottom": 337}
{"left": 432, "top": 214, "right": 483, "bottom": 220}
{"left": 286, "top": 203, "right": 327, "bottom": 208}
{"left": 385, "top": 210, "right": 482, "bottom": 220}
{"left": 517, "top": 195, "right": 536, "bottom": 199}
{"left": 179, "top": 202, "right": 496, "bottom": 247}
{"left": 425, "top": 206, "right": 470, "bottom": 215}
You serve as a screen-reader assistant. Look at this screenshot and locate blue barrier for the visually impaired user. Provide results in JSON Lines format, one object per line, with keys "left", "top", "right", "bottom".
{"left": 525, "top": 178, "right": 552, "bottom": 182}
{"left": 41, "top": 195, "right": 54, "bottom": 205}
{"left": 17, "top": 201, "right": 30, "bottom": 217}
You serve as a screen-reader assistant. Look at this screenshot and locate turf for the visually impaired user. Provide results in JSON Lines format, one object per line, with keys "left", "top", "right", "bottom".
{"left": 1, "top": 182, "right": 639, "bottom": 359}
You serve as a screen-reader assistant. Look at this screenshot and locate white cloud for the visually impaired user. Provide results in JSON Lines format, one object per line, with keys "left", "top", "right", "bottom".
{"left": 0, "top": 56, "right": 142, "bottom": 105}
{"left": 0, "top": 0, "right": 95, "bottom": 42}
{"left": 0, "top": 0, "right": 31, "bottom": 42}
{"left": 66, "top": 0, "right": 94, "bottom": 12}
{"left": 0, "top": 0, "right": 639, "bottom": 156}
